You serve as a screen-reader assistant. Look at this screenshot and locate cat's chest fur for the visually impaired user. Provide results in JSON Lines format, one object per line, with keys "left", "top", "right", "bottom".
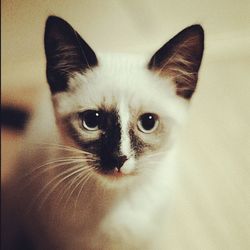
{"left": 23, "top": 154, "right": 170, "bottom": 250}
{"left": 51, "top": 177, "right": 168, "bottom": 250}
{"left": 27, "top": 135, "right": 170, "bottom": 250}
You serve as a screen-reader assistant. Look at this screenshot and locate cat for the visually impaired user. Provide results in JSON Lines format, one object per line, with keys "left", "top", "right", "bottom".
{"left": 2, "top": 16, "right": 204, "bottom": 250}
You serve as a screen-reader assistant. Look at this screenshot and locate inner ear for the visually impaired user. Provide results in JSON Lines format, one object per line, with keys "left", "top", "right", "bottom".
{"left": 44, "top": 16, "right": 98, "bottom": 94}
{"left": 148, "top": 25, "right": 204, "bottom": 99}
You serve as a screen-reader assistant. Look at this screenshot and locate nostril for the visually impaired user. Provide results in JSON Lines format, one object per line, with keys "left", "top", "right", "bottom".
{"left": 116, "top": 155, "right": 128, "bottom": 170}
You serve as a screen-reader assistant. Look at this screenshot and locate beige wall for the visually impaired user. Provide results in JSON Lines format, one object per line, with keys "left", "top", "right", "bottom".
{"left": 2, "top": 1, "right": 250, "bottom": 249}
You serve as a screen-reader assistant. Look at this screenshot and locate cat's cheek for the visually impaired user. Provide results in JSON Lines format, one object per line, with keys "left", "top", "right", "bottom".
{"left": 120, "top": 158, "right": 135, "bottom": 175}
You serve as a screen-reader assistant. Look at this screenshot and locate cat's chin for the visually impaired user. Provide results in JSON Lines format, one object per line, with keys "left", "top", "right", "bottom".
{"left": 94, "top": 168, "right": 137, "bottom": 189}
{"left": 97, "top": 168, "right": 137, "bottom": 179}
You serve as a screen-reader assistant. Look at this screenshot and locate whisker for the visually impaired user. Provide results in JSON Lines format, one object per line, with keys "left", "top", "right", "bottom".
{"left": 35, "top": 142, "right": 92, "bottom": 155}
{"left": 37, "top": 164, "right": 89, "bottom": 210}
{"left": 63, "top": 170, "right": 92, "bottom": 211}
{"left": 72, "top": 171, "right": 95, "bottom": 219}
{"left": 22, "top": 161, "right": 87, "bottom": 191}
{"left": 23, "top": 158, "right": 97, "bottom": 189}
{"left": 28, "top": 164, "right": 83, "bottom": 212}
{"left": 73, "top": 171, "right": 93, "bottom": 210}
{"left": 57, "top": 170, "right": 84, "bottom": 205}
{"left": 23, "top": 157, "right": 90, "bottom": 178}
{"left": 59, "top": 167, "right": 92, "bottom": 206}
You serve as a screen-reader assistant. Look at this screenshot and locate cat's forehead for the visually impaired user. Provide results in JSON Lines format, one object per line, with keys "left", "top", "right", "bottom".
{"left": 74, "top": 54, "right": 174, "bottom": 103}
{"left": 53, "top": 53, "right": 188, "bottom": 124}
{"left": 88, "top": 53, "right": 157, "bottom": 91}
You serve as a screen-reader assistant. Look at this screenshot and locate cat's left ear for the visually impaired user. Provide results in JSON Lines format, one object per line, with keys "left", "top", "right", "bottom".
{"left": 44, "top": 16, "right": 98, "bottom": 94}
{"left": 148, "top": 25, "right": 204, "bottom": 99}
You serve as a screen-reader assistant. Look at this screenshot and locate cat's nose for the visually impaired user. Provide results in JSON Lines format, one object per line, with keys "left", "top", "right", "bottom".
{"left": 116, "top": 155, "right": 128, "bottom": 171}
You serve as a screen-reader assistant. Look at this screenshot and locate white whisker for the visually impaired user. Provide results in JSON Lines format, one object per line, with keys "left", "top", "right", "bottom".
{"left": 60, "top": 167, "right": 92, "bottom": 208}
{"left": 24, "top": 157, "right": 90, "bottom": 178}
{"left": 37, "top": 164, "right": 89, "bottom": 210}
{"left": 35, "top": 142, "right": 92, "bottom": 155}
{"left": 28, "top": 164, "right": 83, "bottom": 211}
{"left": 73, "top": 171, "right": 93, "bottom": 210}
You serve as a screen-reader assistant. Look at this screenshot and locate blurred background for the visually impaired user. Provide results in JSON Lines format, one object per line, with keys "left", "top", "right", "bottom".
{"left": 2, "top": 0, "right": 250, "bottom": 249}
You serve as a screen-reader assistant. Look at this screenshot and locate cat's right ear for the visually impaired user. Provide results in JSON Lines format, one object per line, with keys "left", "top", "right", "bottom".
{"left": 44, "top": 16, "right": 98, "bottom": 94}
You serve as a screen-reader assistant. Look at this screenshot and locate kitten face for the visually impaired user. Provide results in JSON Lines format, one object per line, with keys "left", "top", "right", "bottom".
{"left": 44, "top": 16, "right": 204, "bottom": 182}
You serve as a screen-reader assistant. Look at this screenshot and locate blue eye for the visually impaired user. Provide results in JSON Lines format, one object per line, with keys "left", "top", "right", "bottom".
{"left": 137, "top": 113, "right": 159, "bottom": 133}
{"left": 80, "top": 110, "right": 101, "bottom": 131}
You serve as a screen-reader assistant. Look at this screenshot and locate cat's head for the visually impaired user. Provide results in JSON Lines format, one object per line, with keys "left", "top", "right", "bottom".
{"left": 44, "top": 16, "right": 204, "bottom": 185}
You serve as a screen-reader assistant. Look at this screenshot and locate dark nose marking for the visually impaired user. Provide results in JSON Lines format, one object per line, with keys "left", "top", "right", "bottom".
{"left": 97, "top": 108, "right": 129, "bottom": 173}
{"left": 101, "top": 154, "right": 128, "bottom": 172}
{"left": 65, "top": 108, "right": 129, "bottom": 173}
{"left": 116, "top": 155, "right": 128, "bottom": 171}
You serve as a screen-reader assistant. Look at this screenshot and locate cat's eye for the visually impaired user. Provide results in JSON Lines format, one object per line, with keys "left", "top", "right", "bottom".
{"left": 80, "top": 110, "right": 101, "bottom": 131}
{"left": 137, "top": 113, "right": 159, "bottom": 133}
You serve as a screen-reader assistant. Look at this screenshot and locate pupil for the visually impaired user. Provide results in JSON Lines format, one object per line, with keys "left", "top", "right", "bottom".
{"left": 141, "top": 113, "right": 155, "bottom": 130}
{"left": 84, "top": 111, "right": 100, "bottom": 128}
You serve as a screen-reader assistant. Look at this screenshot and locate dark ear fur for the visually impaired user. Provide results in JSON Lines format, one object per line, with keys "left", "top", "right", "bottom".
{"left": 44, "top": 16, "right": 98, "bottom": 94}
{"left": 148, "top": 25, "right": 204, "bottom": 99}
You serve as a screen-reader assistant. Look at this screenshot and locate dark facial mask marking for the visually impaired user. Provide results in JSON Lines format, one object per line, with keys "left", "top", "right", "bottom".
{"left": 64, "top": 109, "right": 128, "bottom": 172}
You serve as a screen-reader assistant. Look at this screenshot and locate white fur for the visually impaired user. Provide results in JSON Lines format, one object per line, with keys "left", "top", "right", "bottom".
{"left": 15, "top": 53, "right": 189, "bottom": 250}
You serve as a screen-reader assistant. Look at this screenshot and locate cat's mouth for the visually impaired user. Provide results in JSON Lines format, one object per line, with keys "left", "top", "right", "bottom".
{"left": 97, "top": 168, "right": 135, "bottom": 179}
{"left": 96, "top": 157, "right": 136, "bottom": 178}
